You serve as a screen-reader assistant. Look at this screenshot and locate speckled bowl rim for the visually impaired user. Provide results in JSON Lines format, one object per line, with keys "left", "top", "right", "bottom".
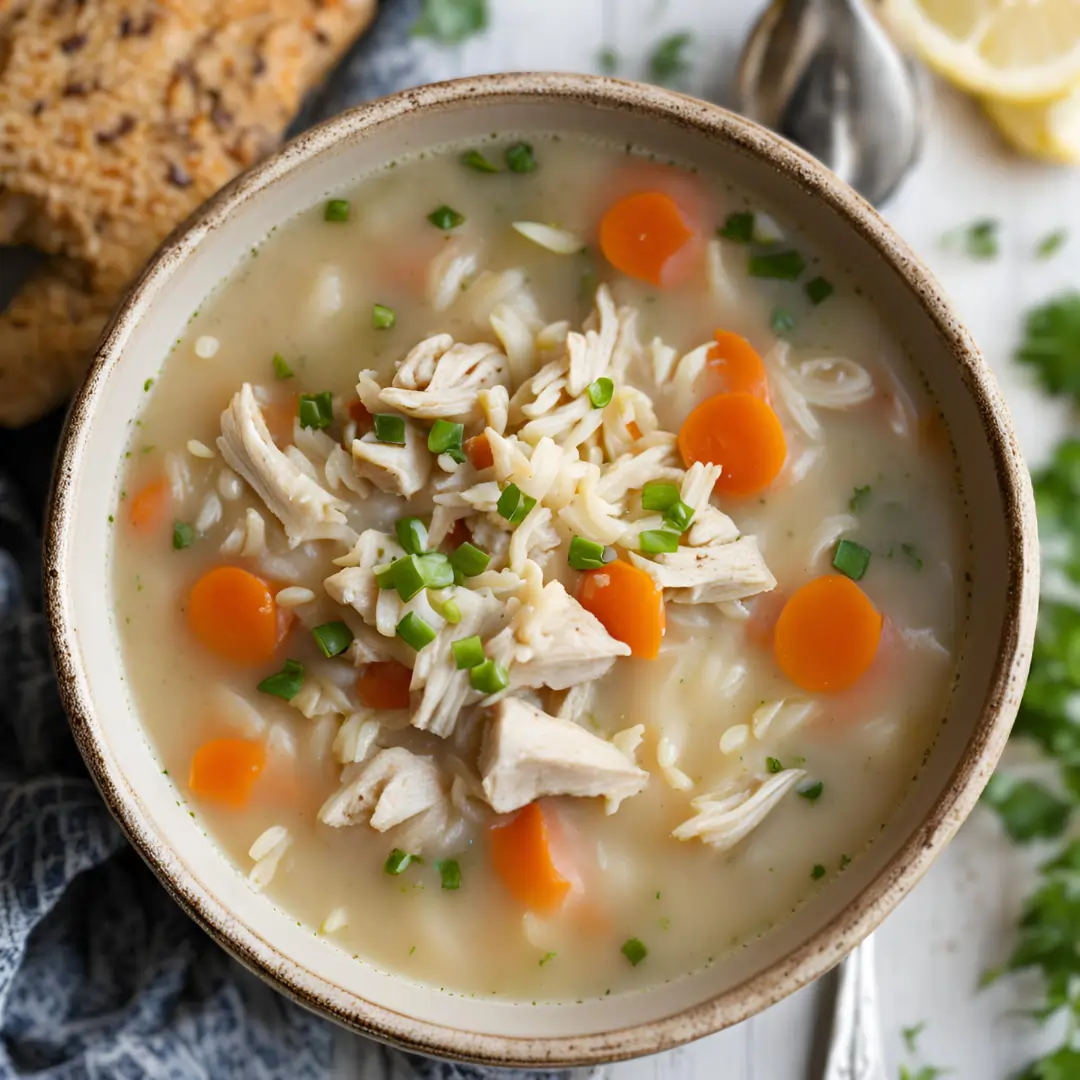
{"left": 44, "top": 72, "right": 1038, "bottom": 1067}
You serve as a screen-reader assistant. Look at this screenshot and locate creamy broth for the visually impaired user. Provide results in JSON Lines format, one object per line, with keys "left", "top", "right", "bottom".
{"left": 113, "top": 135, "right": 966, "bottom": 1000}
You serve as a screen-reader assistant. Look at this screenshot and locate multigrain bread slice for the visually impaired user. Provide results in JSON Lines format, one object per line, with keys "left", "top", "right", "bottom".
{"left": 0, "top": 0, "right": 377, "bottom": 426}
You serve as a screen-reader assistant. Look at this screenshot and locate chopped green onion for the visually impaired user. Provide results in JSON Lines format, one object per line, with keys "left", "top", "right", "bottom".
{"left": 428, "top": 205, "right": 465, "bottom": 230}
{"left": 505, "top": 142, "right": 536, "bottom": 173}
{"left": 272, "top": 352, "right": 294, "bottom": 379}
{"left": 372, "top": 303, "right": 396, "bottom": 330}
{"left": 439, "top": 598, "right": 462, "bottom": 625}
{"left": 374, "top": 562, "right": 399, "bottom": 591}
{"left": 587, "top": 377, "right": 614, "bottom": 408}
{"left": 428, "top": 419, "right": 465, "bottom": 456}
{"left": 395, "top": 516, "right": 429, "bottom": 555}
{"left": 384, "top": 849, "right": 416, "bottom": 875}
{"left": 568, "top": 536, "right": 610, "bottom": 571}
{"left": 639, "top": 529, "right": 680, "bottom": 555}
{"left": 641, "top": 482, "right": 680, "bottom": 512}
{"left": 770, "top": 307, "right": 796, "bottom": 335}
{"left": 621, "top": 937, "right": 648, "bottom": 966}
{"left": 417, "top": 552, "right": 454, "bottom": 590}
{"left": 452, "top": 635, "right": 486, "bottom": 670}
{"left": 257, "top": 658, "right": 304, "bottom": 701}
{"left": 806, "top": 276, "right": 834, "bottom": 305}
{"left": 373, "top": 414, "right": 406, "bottom": 445}
{"left": 397, "top": 612, "right": 437, "bottom": 651}
{"left": 832, "top": 539, "right": 871, "bottom": 581}
{"left": 324, "top": 199, "right": 350, "bottom": 222}
{"left": 380, "top": 553, "right": 454, "bottom": 601}
{"left": 718, "top": 211, "right": 754, "bottom": 243}
{"left": 437, "top": 858, "right": 461, "bottom": 890}
{"left": 798, "top": 780, "right": 824, "bottom": 803}
{"left": 461, "top": 149, "right": 500, "bottom": 173}
{"left": 450, "top": 541, "right": 490, "bottom": 578}
{"left": 766, "top": 756, "right": 783, "bottom": 774}
{"left": 497, "top": 483, "right": 536, "bottom": 526}
{"left": 312, "top": 621, "right": 353, "bottom": 658}
{"left": 849, "top": 485, "right": 871, "bottom": 513}
{"left": 172, "top": 521, "right": 194, "bottom": 550}
{"left": 663, "top": 500, "right": 695, "bottom": 534}
{"left": 811, "top": 863, "right": 826, "bottom": 880}
{"left": 298, "top": 391, "right": 333, "bottom": 430}
{"left": 748, "top": 250, "right": 806, "bottom": 280}
{"left": 469, "top": 658, "right": 509, "bottom": 695}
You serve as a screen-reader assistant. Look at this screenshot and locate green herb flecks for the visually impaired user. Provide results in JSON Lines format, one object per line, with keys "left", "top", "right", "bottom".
{"left": 428, "top": 205, "right": 465, "bottom": 230}
{"left": 901, "top": 1022, "right": 925, "bottom": 1055}
{"left": 748, "top": 250, "right": 806, "bottom": 281}
{"left": 621, "top": 937, "right": 648, "bottom": 966}
{"left": 900, "top": 542, "right": 924, "bottom": 570}
{"left": 324, "top": 199, "right": 350, "bottom": 223}
{"left": 505, "top": 142, "right": 536, "bottom": 174}
{"left": 718, "top": 211, "right": 754, "bottom": 243}
{"left": 983, "top": 774, "right": 1071, "bottom": 843}
{"left": 806, "top": 276, "right": 834, "bottom": 305}
{"left": 849, "top": 485, "right": 872, "bottom": 513}
{"left": 647, "top": 31, "right": 692, "bottom": 87}
{"left": 1015, "top": 292, "right": 1080, "bottom": 407}
{"left": 765, "top": 756, "right": 783, "bottom": 774}
{"left": 257, "top": 659, "right": 304, "bottom": 701}
{"left": 1037, "top": 229, "right": 1068, "bottom": 259}
{"left": 172, "top": 521, "right": 195, "bottom": 550}
{"left": 411, "top": 0, "right": 487, "bottom": 43}
{"left": 943, "top": 217, "right": 1000, "bottom": 260}
{"left": 798, "top": 780, "right": 824, "bottom": 803}
{"left": 811, "top": 864, "right": 826, "bottom": 880}
{"left": 597, "top": 46, "right": 618, "bottom": 74}
{"left": 461, "top": 149, "right": 501, "bottom": 173}
{"left": 770, "top": 307, "right": 795, "bottom": 336}
{"left": 539, "top": 951, "right": 557, "bottom": 967}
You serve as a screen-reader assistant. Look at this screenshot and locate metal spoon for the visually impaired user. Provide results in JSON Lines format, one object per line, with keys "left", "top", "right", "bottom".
{"left": 736, "top": 0, "right": 924, "bottom": 206}
{"left": 822, "top": 935, "right": 888, "bottom": 1080}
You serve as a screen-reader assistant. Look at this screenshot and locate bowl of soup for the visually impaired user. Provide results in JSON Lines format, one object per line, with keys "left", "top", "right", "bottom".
{"left": 45, "top": 73, "right": 1037, "bottom": 1065}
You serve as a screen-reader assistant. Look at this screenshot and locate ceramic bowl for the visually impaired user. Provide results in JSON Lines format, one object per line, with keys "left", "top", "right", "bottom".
{"left": 45, "top": 73, "right": 1038, "bottom": 1067}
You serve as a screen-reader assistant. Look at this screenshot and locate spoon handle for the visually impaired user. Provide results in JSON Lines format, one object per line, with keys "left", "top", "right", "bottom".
{"left": 822, "top": 935, "right": 888, "bottom": 1080}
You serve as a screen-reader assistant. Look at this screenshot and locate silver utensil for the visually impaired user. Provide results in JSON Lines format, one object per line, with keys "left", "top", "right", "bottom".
{"left": 736, "top": 0, "right": 923, "bottom": 206}
{"left": 822, "top": 935, "right": 888, "bottom": 1080}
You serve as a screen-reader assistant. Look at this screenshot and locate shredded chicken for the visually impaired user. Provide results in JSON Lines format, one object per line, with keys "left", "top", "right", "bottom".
{"left": 351, "top": 419, "right": 432, "bottom": 498}
{"left": 319, "top": 747, "right": 445, "bottom": 831}
{"left": 630, "top": 536, "right": 777, "bottom": 605}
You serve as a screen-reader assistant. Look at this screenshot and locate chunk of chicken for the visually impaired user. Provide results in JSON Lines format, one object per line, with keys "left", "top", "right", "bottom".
{"left": 629, "top": 536, "right": 776, "bottom": 605}
{"left": 217, "top": 385, "right": 353, "bottom": 549}
{"left": 351, "top": 419, "right": 432, "bottom": 498}
{"left": 479, "top": 698, "right": 648, "bottom": 813}
{"left": 672, "top": 769, "right": 806, "bottom": 851}
{"left": 318, "top": 747, "right": 444, "bottom": 831}
{"left": 323, "top": 530, "right": 405, "bottom": 625}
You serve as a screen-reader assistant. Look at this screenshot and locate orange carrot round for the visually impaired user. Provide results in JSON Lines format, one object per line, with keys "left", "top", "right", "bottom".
{"left": 773, "top": 574, "right": 883, "bottom": 693}
{"left": 187, "top": 566, "right": 280, "bottom": 666}
{"left": 709, "top": 331, "right": 769, "bottom": 399}
{"left": 128, "top": 477, "right": 170, "bottom": 534}
{"left": 577, "top": 559, "right": 665, "bottom": 660}
{"left": 679, "top": 392, "right": 787, "bottom": 497}
{"left": 489, "top": 802, "right": 571, "bottom": 915}
{"left": 189, "top": 737, "right": 266, "bottom": 807}
{"left": 356, "top": 660, "right": 413, "bottom": 710}
{"left": 599, "top": 191, "right": 694, "bottom": 287}
{"left": 464, "top": 433, "right": 494, "bottom": 471}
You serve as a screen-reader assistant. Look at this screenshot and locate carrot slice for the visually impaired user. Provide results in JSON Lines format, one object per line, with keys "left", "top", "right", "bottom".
{"left": 599, "top": 191, "right": 694, "bottom": 287}
{"left": 187, "top": 566, "right": 280, "bottom": 666}
{"left": 626, "top": 420, "right": 643, "bottom": 441}
{"left": 356, "top": 660, "right": 413, "bottom": 710}
{"left": 679, "top": 392, "right": 787, "bottom": 497}
{"left": 465, "top": 433, "right": 494, "bottom": 471}
{"left": 189, "top": 737, "right": 266, "bottom": 808}
{"left": 773, "top": 574, "right": 883, "bottom": 693}
{"left": 577, "top": 559, "right": 665, "bottom": 660}
{"left": 489, "top": 802, "right": 572, "bottom": 915}
{"left": 128, "top": 477, "right": 170, "bottom": 534}
{"left": 709, "top": 331, "right": 769, "bottom": 399}
{"left": 262, "top": 394, "right": 298, "bottom": 446}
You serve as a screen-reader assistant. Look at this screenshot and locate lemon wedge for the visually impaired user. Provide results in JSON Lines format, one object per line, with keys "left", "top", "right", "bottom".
{"left": 985, "top": 88, "right": 1080, "bottom": 163}
{"left": 883, "top": 0, "right": 1080, "bottom": 104}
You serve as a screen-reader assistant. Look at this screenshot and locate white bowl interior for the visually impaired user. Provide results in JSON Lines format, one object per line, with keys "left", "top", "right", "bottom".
{"left": 51, "top": 81, "right": 1029, "bottom": 1061}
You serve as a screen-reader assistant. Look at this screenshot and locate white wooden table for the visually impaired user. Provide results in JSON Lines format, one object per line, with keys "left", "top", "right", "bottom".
{"left": 344, "top": 2, "right": 1080, "bottom": 1075}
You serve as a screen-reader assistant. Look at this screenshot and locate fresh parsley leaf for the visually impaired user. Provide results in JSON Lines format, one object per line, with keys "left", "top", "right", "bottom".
{"left": 1018, "top": 1045, "right": 1080, "bottom": 1079}
{"left": 983, "top": 774, "right": 1071, "bottom": 843}
{"left": 647, "top": 31, "right": 692, "bottom": 86}
{"left": 1037, "top": 230, "right": 1068, "bottom": 260}
{"left": 1016, "top": 293, "right": 1080, "bottom": 407}
{"left": 411, "top": 0, "right": 487, "bottom": 44}
{"left": 900, "top": 1068, "right": 947, "bottom": 1080}
{"left": 901, "top": 1021, "right": 925, "bottom": 1055}
{"left": 943, "top": 218, "right": 1000, "bottom": 260}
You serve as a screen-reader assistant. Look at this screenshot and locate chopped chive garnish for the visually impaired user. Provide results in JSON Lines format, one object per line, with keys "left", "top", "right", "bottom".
{"left": 1036, "top": 229, "right": 1068, "bottom": 259}
{"left": 766, "top": 756, "right": 783, "bottom": 773}
{"left": 312, "top": 621, "right": 353, "bottom": 658}
{"left": 461, "top": 149, "right": 501, "bottom": 173}
{"left": 428, "top": 205, "right": 465, "bottom": 230}
{"left": 621, "top": 937, "right": 648, "bottom": 966}
{"left": 469, "top": 658, "right": 509, "bottom": 694}
{"left": 806, "top": 276, "right": 834, "bottom": 305}
{"left": 718, "top": 211, "right": 754, "bottom": 243}
{"left": 748, "top": 250, "right": 806, "bottom": 280}
{"left": 539, "top": 951, "right": 557, "bottom": 967}
{"left": 440, "top": 598, "right": 462, "bottom": 625}
{"left": 663, "top": 500, "right": 695, "bottom": 534}
{"left": 372, "top": 303, "right": 396, "bottom": 330}
{"left": 811, "top": 863, "right": 826, "bottom": 880}
{"left": 833, "top": 538, "right": 871, "bottom": 581}
{"left": 450, "top": 541, "right": 490, "bottom": 578}
{"left": 373, "top": 414, "right": 406, "bottom": 445}
{"left": 639, "top": 529, "right": 680, "bottom": 555}
{"left": 505, "top": 142, "right": 536, "bottom": 173}
{"left": 437, "top": 859, "right": 461, "bottom": 890}
{"left": 587, "top": 377, "right": 614, "bottom": 408}
{"left": 172, "top": 521, "right": 194, "bottom": 550}
{"left": 299, "top": 391, "right": 334, "bottom": 430}
{"left": 257, "top": 658, "right": 304, "bottom": 701}
{"left": 849, "top": 484, "right": 872, "bottom": 513}
{"left": 384, "top": 849, "right": 416, "bottom": 875}
{"left": 568, "top": 536, "right": 610, "bottom": 571}
{"left": 428, "top": 419, "right": 465, "bottom": 456}
{"left": 771, "top": 308, "right": 795, "bottom": 335}
{"left": 397, "top": 611, "right": 437, "bottom": 651}
{"left": 798, "top": 780, "right": 824, "bottom": 803}
{"left": 272, "top": 352, "right": 294, "bottom": 379}
{"left": 452, "top": 635, "right": 486, "bottom": 670}
{"left": 143, "top": 377, "right": 154, "bottom": 392}
{"left": 395, "top": 516, "right": 429, "bottom": 555}
{"left": 641, "top": 482, "right": 680, "bottom": 512}
{"left": 496, "top": 483, "right": 536, "bottom": 526}
{"left": 324, "top": 199, "right": 350, "bottom": 222}
{"left": 901, "top": 542, "right": 924, "bottom": 570}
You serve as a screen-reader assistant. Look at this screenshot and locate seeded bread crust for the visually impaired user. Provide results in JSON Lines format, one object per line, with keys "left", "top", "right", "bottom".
{"left": 0, "top": 0, "right": 376, "bottom": 426}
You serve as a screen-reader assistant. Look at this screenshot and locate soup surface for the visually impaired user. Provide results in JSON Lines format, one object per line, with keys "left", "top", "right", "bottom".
{"left": 113, "top": 134, "right": 966, "bottom": 1000}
